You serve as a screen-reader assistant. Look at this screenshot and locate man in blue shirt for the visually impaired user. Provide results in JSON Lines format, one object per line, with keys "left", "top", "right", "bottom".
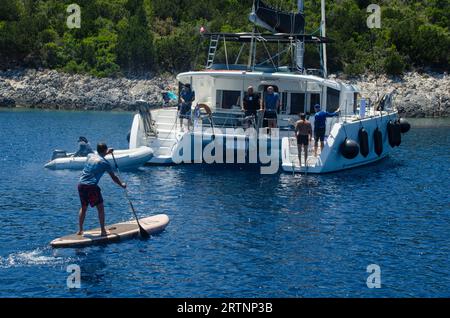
{"left": 263, "top": 86, "right": 280, "bottom": 133}
{"left": 77, "top": 143, "right": 126, "bottom": 236}
{"left": 179, "top": 83, "right": 195, "bottom": 131}
{"left": 313, "top": 104, "right": 340, "bottom": 156}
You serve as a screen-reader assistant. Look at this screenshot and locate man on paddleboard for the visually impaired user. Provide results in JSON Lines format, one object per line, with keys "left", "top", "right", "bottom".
{"left": 77, "top": 143, "right": 126, "bottom": 236}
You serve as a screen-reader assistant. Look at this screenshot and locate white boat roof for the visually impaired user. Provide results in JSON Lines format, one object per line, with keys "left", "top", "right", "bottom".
{"left": 177, "top": 70, "right": 359, "bottom": 92}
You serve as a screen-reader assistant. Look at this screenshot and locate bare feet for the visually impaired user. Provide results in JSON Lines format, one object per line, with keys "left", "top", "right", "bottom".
{"left": 100, "top": 230, "right": 111, "bottom": 237}
{"left": 77, "top": 231, "right": 83, "bottom": 236}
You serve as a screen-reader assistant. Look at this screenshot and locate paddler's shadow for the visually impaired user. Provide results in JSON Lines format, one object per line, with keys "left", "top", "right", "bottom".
{"left": 73, "top": 246, "right": 109, "bottom": 287}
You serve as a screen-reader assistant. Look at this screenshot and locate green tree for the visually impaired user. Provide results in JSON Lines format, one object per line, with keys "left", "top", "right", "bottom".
{"left": 384, "top": 46, "right": 405, "bottom": 75}
{"left": 117, "top": 0, "right": 154, "bottom": 73}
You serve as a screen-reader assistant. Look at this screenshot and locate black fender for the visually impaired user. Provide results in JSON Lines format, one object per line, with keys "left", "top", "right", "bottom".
{"left": 399, "top": 118, "right": 411, "bottom": 134}
{"left": 374, "top": 128, "right": 383, "bottom": 157}
{"left": 340, "top": 138, "right": 360, "bottom": 160}
{"left": 394, "top": 120, "right": 402, "bottom": 146}
{"left": 387, "top": 120, "right": 401, "bottom": 147}
{"left": 358, "top": 127, "right": 369, "bottom": 158}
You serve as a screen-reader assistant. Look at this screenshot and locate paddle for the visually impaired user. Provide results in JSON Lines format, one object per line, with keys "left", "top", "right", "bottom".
{"left": 111, "top": 152, "right": 150, "bottom": 239}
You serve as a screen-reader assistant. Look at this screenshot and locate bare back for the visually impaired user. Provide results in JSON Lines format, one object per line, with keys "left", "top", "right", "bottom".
{"left": 295, "top": 120, "right": 312, "bottom": 136}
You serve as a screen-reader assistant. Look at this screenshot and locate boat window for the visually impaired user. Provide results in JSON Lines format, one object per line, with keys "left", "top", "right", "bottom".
{"left": 281, "top": 92, "right": 288, "bottom": 114}
{"left": 310, "top": 93, "right": 320, "bottom": 114}
{"left": 216, "top": 90, "right": 241, "bottom": 109}
{"left": 326, "top": 87, "right": 340, "bottom": 112}
{"left": 290, "top": 93, "right": 305, "bottom": 115}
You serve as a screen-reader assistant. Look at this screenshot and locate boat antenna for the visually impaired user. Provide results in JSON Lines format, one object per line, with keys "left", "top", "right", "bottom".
{"left": 321, "top": 0, "right": 328, "bottom": 78}
{"left": 296, "top": 0, "right": 305, "bottom": 73}
{"left": 370, "top": 29, "right": 381, "bottom": 103}
{"left": 248, "top": 1, "right": 256, "bottom": 70}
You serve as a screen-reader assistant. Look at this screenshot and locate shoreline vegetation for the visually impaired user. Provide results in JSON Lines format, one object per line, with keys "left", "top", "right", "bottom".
{"left": 0, "top": 1, "right": 448, "bottom": 116}
{"left": 0, "top": 68, "right": 449, "bottom": 117}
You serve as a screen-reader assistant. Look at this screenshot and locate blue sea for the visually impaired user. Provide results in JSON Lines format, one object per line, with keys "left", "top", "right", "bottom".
{"left": 0, "top": 108, "right": 449, "bottom": 297}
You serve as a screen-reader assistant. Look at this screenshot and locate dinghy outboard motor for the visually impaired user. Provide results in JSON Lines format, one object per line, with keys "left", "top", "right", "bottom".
{"left": 340, "top": 138, "right": 359, "bottom": 159}
{"left": 399, "top": 118, "right": 411, "bottom": 134}
{"left": 387, "top": 120, "right": 401, "bottom": 147}
{"left": 358, "top": 127, "right": 369, "bottom": 157}
{"left": 51, "top": 150, "right": 67, "bottom": 160}
{"left": 373, "top": 128, "right": 383, "bottom": 157}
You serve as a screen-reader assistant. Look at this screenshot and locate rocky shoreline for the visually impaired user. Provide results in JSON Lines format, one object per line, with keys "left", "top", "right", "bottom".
{"left": 0, "top": 68, "right": 449, "bottom": 117}
{"left": 339, "top": 72, "right": 449, "bottom": 118}
{"left": 0, "top": 69, "right": 177, "bottom": 111}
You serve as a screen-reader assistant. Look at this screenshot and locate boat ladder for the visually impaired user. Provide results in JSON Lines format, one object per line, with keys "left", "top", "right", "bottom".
{"left": 206, "top": 35, "right": 220, "bottom": 69}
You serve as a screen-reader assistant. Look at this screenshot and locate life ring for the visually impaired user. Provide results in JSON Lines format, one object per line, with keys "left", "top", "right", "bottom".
{"left": 196, "top": 103, "right": 213, "bottom": 116}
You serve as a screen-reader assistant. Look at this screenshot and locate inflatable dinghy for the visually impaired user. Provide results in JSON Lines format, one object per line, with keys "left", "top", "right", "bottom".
{"left": 44, "top": 146, "right": 153, "bottom": 171}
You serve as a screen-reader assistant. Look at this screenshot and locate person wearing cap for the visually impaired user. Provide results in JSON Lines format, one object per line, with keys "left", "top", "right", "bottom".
{"left": 313, "top": 104, "right": 340, "bottom": 156}
{"left": 262, "top": 86, "right": 280, "bottom": 132}
{"left": 179, "top": 83, "right": 195, "bottom": 131}
{"left": 73, "top": 136, "right": 94, "bottom": 157}
{"left": 77, "top": 143, "right": 126, "bottom": 236}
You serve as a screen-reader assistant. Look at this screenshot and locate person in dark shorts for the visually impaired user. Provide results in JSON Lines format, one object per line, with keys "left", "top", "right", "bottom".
{"left": 295, "top": 113, "right": 312, "bottom": 167}
{"left": 179, "top": 83, "right": 195, "bottom": 131}
{"left": 243, "top": 86, "right": 261, "bottom": 128}
{"left": 263, "top": 86, "right": 280, "bottom": 133}
{"left": 313, "top": 104, "right": 340, "bottom": 156}
{"left": 77, "top": 143, "right": 126, "bottom": 236}
{"left": 243, "top": 86, "right": 261, "bottom": 118}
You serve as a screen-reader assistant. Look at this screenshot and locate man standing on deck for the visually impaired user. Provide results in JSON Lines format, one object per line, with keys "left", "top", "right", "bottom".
{"left": 262, "top": 86, "right": 280, "bottom": 133}
{"left": 295, "top": 113, "right": 312, "bottom": 167}
{"left": 179, "top": 83, "right": 195, "bottom": 131}
{"left": 243, "top": 86, "right": 261, "bottom": 118}
{"left": 313, "top": 104, "right": 340, "bottom": 156}
{"left": 77, "top": 143, "right": 126, "bottom": 236}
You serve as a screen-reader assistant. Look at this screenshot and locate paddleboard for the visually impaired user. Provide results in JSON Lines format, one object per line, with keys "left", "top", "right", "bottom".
{"left": 50, "top": 214, "right": 169, "bottom": 248}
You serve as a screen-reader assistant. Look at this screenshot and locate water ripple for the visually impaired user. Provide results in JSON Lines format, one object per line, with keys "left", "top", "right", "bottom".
{"left": 0, "top": 111, "right": 449, "bottom": 297}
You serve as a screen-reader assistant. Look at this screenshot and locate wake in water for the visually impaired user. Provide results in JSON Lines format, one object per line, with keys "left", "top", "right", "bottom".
{"left": 0, "top": 247, "right": 71, "bottom": 268}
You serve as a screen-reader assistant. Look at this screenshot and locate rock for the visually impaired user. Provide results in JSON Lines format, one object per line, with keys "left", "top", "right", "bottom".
{"left": 0, "top": 97, "right": 16, "bottom": 107}
{"left": 0, "top": 67, "right": 448, "bottom": 117}
{"left": 0, "top": 68, "right": 178, "bottom": 111}
{"left": 339, "top": 72, "right": 450, "bottom": 117}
